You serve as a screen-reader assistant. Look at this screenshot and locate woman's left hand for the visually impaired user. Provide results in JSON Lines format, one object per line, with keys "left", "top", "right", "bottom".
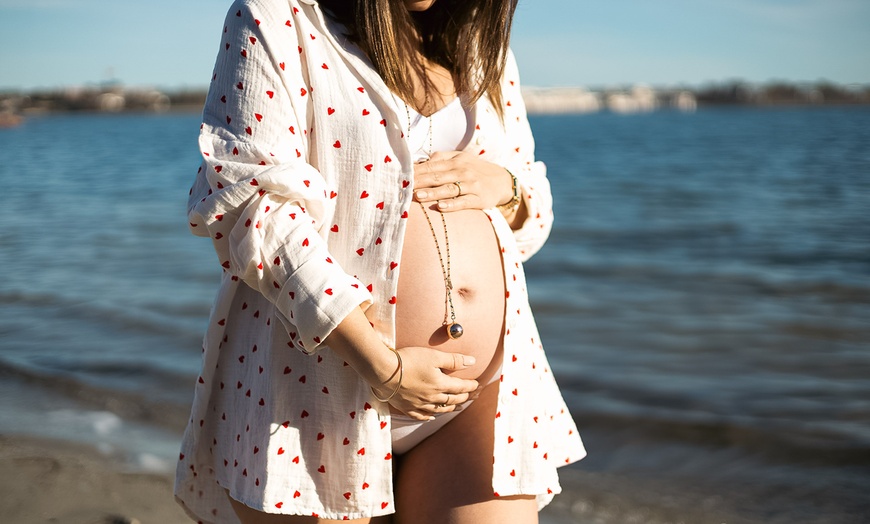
{"left": 413, "top": 151, "right": 513, "bottom": 212}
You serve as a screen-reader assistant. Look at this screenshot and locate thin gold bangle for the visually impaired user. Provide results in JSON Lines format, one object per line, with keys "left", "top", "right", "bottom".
{"left": 371, "top": 347, "right": 403, "bottom": 403}
{"left": 497, "top": 168, "right": 520, "bottom": 212}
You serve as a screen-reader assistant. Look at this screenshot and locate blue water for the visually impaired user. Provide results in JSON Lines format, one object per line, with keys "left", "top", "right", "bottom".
{"left": 1, "top": 108, "right": 868, "bottom": 522}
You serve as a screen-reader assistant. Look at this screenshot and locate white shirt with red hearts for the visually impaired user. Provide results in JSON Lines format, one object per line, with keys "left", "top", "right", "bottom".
{"left": 174, "top": 0, "right": 586, "bottom": 521}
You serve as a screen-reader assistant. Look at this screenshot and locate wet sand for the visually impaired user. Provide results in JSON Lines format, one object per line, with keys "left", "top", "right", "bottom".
{"left": 0, "top": 433, "right": 730, "bottom": 524}
{"left": 0, "top": 435, "right": 189, "bottom": 524}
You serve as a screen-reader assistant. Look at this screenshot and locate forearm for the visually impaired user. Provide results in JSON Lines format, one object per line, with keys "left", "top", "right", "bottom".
{"left": 323, "top": 306, "right": 398, "bottom": 389}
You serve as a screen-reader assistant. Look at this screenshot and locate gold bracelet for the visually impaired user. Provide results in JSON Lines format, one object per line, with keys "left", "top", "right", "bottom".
{"left": 370, "top": 346, "right": 403, "bottom": 403}
{"left": 496, "top": 168, "right": 520, "bottom": 213}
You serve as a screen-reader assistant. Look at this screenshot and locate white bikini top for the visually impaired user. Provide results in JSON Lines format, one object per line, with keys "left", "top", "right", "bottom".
{"left": 406, "top": 97, "right": 475, "bottom": 163}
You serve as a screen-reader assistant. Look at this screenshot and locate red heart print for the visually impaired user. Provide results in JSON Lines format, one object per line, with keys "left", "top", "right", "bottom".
{"left": 324, "top": 288, "right": 333, "bottom": 295}
{"left": 357, "top": 447, "right": 365, "bottom": 455}
{"left": 333, "top": 140, "right": 341, "bottom": 148}
{"left": 327, "top": 107, "right": 335, "bottom": 115}
{"left": 276, "top": 502, "right": 283, "bottom": 508}
{"left": 318, "top": 465, "right": 325, "bottom": 473}
{"left": 249, "top": 36, "right": 257, "bottom": 45}
{"left": 360, "top": 191, "right": 369, "bottom": 198}
{"left": 317, "top": 432, "right": 325, "bottom": 440}
{"left": 278, "top": 447, "right": 285, "bottom": 455}
{"left": 376, "top": 202, "right": 384, "bottom": 210}
{"left": 389, "top": 262, "right": 398, "bottom": 270}
{"left": 330, "top": 224, "right": 339, "bottom": 232}
{"left": 255, "top": 113, "right": 263, "bottom": 122}
{"left": 362, "top": 109, "right": 370, "bottom": 116}
{"left": 364, "top": 164, "right": 373, "bottom": 172}
{"left": 280, "top": 62, "right": 285, "bottom": 70}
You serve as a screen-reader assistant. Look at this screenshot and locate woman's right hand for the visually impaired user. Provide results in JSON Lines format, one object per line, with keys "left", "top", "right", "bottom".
{"left": 372, "top": 346, "right": 480, "bottom": 421}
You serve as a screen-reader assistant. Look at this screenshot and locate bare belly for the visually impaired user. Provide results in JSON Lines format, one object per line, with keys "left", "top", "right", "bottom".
{"left": 395, "top": 203, "right": 506, "bottom": 383}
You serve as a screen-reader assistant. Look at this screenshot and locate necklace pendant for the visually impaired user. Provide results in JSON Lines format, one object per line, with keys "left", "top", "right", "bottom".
{"left": 446, "top": 322, "right": 464, "bottom": 340}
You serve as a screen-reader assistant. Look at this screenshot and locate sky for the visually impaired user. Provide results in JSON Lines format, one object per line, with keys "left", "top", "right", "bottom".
{"left": 0, "top": 0, "right": 868, "bottom": 91}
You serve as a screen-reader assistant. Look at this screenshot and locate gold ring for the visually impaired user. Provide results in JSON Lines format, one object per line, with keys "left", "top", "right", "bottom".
{"left": 453, "top": 181, "right": 462, "bottom": 196}
{"left": 438, "top": 403, "right": 448, "bottom": 408}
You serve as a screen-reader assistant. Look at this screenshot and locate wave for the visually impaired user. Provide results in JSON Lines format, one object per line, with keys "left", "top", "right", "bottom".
{"left": 0, "top": 357, "right": 192, "bottom": 433}
{"left": 525, "top": 257, "right": 870, "bottom": 304}
{"left": 557, "top": 383, "right": 870, "bottom": 469}
{"left": 0, "top": 289, "right": 208, "bottom": 340}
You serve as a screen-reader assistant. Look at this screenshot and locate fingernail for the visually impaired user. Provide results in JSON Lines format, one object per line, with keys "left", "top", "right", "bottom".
{"left": 438, "top": 201, "right": 450, "bottom": 209}
{"left": 416, "top": 191, "right": 428, "bottom": 199}
{"left": 464, "top": 356, "right": 476, "bottom": 366}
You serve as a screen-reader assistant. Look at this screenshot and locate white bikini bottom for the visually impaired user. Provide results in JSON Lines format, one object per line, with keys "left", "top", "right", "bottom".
{"left": 390, "top": 365, "right": 502, "bottom": 455}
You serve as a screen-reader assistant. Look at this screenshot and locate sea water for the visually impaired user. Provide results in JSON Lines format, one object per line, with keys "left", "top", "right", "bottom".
{"left": 1, "top": 107, "right": 868, "bottom": 522}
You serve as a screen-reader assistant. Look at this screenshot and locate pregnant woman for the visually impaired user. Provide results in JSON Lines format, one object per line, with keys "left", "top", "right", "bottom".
{"left": 175, "top": 0, "right": 585, "bottom": 522}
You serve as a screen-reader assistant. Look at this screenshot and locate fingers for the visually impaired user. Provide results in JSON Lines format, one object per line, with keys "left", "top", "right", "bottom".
{"left": 413, "top": 157, "right": 460, "bottom": 190}
{"left": 435, "top": 194, "right": 478, "bottom": 211}
{"left": 439, "top": 352, "right": 476, "bottom": 371}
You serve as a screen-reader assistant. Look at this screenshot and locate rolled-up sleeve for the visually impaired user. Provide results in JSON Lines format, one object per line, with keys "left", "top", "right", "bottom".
{"left": 187, "top": 0, "right": 372, "bottom": 354}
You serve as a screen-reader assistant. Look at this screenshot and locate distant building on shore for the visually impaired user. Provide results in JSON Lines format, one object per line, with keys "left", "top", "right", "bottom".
{"left": 0, "top": 80, "right": 867, "bottom": 118}
{"left": 523, "top": 85, "right": 698, "bottom": 115}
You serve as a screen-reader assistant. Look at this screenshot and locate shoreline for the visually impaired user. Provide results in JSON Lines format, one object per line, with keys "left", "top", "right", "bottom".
{"left": 0, "top": 434, "right": 190, "bottom": 524}
{"left": 0, "top": 432, "right": 759, "bottom": 524}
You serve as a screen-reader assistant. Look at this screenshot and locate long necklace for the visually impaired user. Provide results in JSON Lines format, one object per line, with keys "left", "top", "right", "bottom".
{"left": 417, "top": 201, "right": 463, "bottom": 339}
{"left": 405, "top": 94, "right": 464, "bottom": 340}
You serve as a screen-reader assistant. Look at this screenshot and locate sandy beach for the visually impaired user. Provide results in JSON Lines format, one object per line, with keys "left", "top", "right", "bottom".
{"left": 0, "top": 432, "right": 756, "bottom": 524}
{"left": 0, "top": 435, "right": 189, "bottom": 524}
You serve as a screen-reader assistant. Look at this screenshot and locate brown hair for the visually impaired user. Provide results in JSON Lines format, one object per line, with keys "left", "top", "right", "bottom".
{"left": 317, "top": 0, "right": 518, "bottom": 118}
